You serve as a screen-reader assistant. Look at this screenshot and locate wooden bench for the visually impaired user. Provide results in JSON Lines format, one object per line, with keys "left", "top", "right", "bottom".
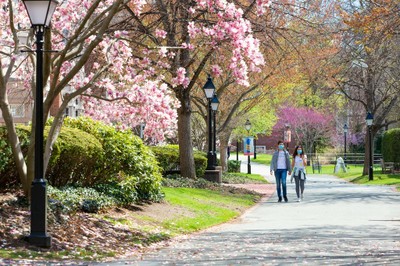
{"left": 380, "top": 159, "right": 394, "bottom": 174}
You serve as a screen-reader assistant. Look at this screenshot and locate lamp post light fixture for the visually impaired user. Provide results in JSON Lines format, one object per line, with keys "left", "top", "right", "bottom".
{"left": 343, "top": 123, "right": 348, "bottom": 163}
{"left": 22, "top": 0, "right": 59, "bottom": 248}
{"left": 366, "top": 112, "right": 374, "bottom": 181}
{"left": 245, "top": 119, "right": 252, "bottom": 174}
{"left": 211, "top": 94, "right": 219, "bottom": 166}
{"left": 203, "top": 75, "right": 216, "bottom": 170}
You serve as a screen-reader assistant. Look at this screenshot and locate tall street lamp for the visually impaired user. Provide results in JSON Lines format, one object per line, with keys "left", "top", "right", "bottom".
{"left": 366, "top": 112, "right": 374, "bottom": 181}
{"left": 22, "top": 0, "right": 59, "bottom": 248}
{"left": 203, "top": 75, "right": 216, "bottom": 170}
{"left": 343, "top": 123, "right": 348, "bottom": 163}
{"left": 236, "top": 139, "right": 239, "bottom": 161}
{"left": 211, "top": 94, "right": 219, "bottom": 166}
{"left": 245, "top": 119, "right": 252, "bottom": 174}
{"left": 254, "top": 136, "right": 257, "bottom": 159}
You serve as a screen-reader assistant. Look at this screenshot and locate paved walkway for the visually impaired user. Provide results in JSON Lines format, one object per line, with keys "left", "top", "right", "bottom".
{"left": 104, "top": 156, "right": 400, "bottom": 265}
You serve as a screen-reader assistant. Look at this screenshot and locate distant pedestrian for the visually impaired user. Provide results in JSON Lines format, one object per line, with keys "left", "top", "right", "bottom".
{"left": 291, "top": 145, "right": 307, "bottom": 202}
{"left": 227, "top": 144, "right": 231, "bottom": 159}
{"left": 270, "top": 140, "right": 292, "bottom": 202}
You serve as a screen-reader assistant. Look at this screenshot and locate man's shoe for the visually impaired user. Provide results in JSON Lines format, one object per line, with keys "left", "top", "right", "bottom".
{"left": 284, "top": 196, "right": 288, "bottom": 202}
{"left": 278, "top": 197, "right": 282, "bottom": 202}
{"left": 297, "top": 198, "right": 301, "bottom": 202}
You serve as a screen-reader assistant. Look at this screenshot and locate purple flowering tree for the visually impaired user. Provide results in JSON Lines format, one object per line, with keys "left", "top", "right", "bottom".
{"left": 271, "top": 107, "right": 336, "bottom": 154}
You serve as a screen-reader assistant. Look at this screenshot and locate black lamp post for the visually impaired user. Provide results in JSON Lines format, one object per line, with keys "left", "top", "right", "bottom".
{"left": 254, "top": 137, "right": 257, "bottom": 159}
{"left": 366, "top": 112, "right": 374, "bottom": 181}
{"left": 22, "top": 0, "right": 59, "bottom": 248}
{"left": 343, "top": 123, "right": 348, "bottom": 163}
{"left": 211, "top": 94, "right": 219, "bottom": 166}
{"left": 245, "top": 119, "right": 252, "bottom": 174}
{"left": 203, "top": 75, "right": 216, "bottom": 170}
{"left": 236, "top": 139, "right": 239, "bottom": 161}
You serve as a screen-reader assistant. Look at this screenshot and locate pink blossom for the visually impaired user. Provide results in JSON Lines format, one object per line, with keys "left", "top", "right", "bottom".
{"left": 155, "top": 29, "right": 167, "bottom": 39}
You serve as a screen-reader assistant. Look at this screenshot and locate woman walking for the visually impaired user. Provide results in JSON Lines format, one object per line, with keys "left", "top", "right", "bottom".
{"left": 291, "top": 145, "right": 307, "bottom": 202}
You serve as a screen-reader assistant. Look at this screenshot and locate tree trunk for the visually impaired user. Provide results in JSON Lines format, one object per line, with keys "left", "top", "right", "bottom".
{"left": 43, "top": 108, "right": 65, "bottom": 172}
{"left": 0, "top": 102, "right": 29, "bottom": 195}
{"left": 177, "top": 91, "right": 196, "bottom": 179}
{"left": 219, "top": 134, "right": 230, "bottom": 172}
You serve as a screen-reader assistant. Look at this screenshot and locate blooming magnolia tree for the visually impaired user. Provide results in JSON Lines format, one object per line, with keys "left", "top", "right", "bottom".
{"left": 0, "top": 0, "right": 274, "bottom": 195}
{"left": 271, "top": 107, "right": 335, "bottom": 154}
{"left": 117, "top": 0, "right": 271, "bottom": 178}
{"left": 0, "top": 0, "right": 179, "bottom": 196}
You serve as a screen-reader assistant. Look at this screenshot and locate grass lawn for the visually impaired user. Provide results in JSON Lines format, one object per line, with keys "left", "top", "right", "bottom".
{"left": 161, "top": 187, "right": 259, "bottom": 234}
{"left": 223, "top": 172, "right": 268, "bottom": 184}
{"left": 252, "top": 153, "right": 273, "bottom": 165}
{"left": 326, "top": 164, "right": 400, "bottom": 191}
{"left": 0, "top": 186, "right": 261, "bottom": 262}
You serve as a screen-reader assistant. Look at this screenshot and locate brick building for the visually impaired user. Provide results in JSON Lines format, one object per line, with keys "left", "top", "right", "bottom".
{"left": 0, "top": 79, "right": 33, "bottom": 125}
{"left": 0, "top": 80, "right": 83, "bottom": 125}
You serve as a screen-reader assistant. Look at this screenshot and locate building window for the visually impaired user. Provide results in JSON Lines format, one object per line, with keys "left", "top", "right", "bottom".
{"left": 65, "top": 107, "right": 69, "bottom": 117}
{"left": 10, "top": 104, "right": 25, "bottom": 117}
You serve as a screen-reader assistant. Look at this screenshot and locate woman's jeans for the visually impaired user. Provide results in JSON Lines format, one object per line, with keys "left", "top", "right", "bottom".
{"left": 274, "top": 169, "right": 287, "bottom": 198}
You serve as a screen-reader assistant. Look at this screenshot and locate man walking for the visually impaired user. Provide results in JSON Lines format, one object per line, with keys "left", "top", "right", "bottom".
{"left": 270, "top": 140, "right": 292, "bottom": 202}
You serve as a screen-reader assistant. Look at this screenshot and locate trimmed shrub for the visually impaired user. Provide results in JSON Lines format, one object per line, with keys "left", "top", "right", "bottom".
{"left": 0, "top": 125, "right": 103, "bottom": 187}
{"left": 45, "top": 126, "right": 103, "bottom": 187}
{"left": 150, "top": 145, "right": 180, "bottom": 174}
{"left": 1, "top": 117, "right": 164, "bottom": 203}
{"left": 227, "top": 160, "right": 241, "bottom": 173}
{"left": 382, "top": 128, "right": 400, "bottom": 164}
{"left": 150, "top": 144, "right": 207, "bottom": 178}
{"left": 63, "top": 117, "right": 163, "bottom": 201}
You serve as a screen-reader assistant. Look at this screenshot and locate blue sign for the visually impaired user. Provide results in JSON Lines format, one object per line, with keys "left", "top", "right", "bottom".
{"left": 243, "top": 137, "right": 254, "bottom": 156}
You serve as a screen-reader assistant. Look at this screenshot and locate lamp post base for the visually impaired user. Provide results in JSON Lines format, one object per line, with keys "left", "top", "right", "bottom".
{"left": 29, "top": 179, "right": 51, "bottom": 248}
{"left": 204, "top": 168, "right": 222, "bottom": 183}
{"left": 206, "top": 152, "right": 215, "bottom": 170}
{"left": 28, "top": 233, "right": 51, "bottom": 248}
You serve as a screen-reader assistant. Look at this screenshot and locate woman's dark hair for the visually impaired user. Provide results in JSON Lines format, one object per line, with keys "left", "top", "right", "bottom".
{"left": 292, "top": 145, "right": 305, "bottom": 158}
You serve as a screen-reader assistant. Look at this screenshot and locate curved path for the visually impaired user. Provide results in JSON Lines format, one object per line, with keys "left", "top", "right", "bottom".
{"left": 105, "top": 157, "right": 400, "bottom": 265}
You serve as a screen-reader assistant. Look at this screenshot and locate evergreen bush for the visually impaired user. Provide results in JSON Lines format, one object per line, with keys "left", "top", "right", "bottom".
{"left": 63, "top": 117, "right": 163, "bottom": 201}
{"left": 150, "top": 144, "right": 207, "bottom": 178}
{"left": 227, "top": 160, "right": 241, "bottom": 173}
{"left": 45, "top": 126, "right": 103, "bottom": 186}
{"left": 382, "top": 128, "right": 400, "bottom": 163}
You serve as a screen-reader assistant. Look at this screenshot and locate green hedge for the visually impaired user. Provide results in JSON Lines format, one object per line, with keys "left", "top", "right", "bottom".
{"left": 227, "top": 160, "right": 241, "bottom": 173}
{"left": 0, "top": 117, "right": 164, "bottom": 202}
{"left": 150, "top": 144, "right": 207, "bottom": 178}
{"left": 382, "top": 128, "right": 400, "bottom": 163}
{"left": 0, "top": 125, "right": 104, "bottom": 188}
{"left": 63, "top": 117, "right": 163, "bottom": 201}
{"left": 45, "top": 126, "right": 103, "bottom": 187}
